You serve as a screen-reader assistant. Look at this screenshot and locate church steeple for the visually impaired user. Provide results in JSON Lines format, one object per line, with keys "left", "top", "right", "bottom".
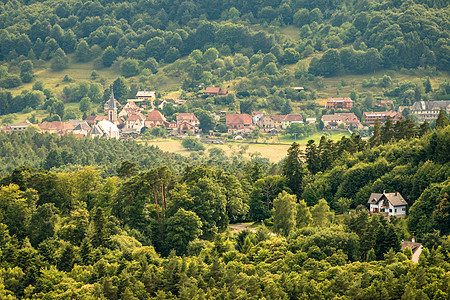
{"left": 107, "top": 87, "right": 118, "bottom": 124}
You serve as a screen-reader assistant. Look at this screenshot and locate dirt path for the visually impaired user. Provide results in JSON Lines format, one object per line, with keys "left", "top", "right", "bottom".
{"left": 229, "top": 223, "right": 256, "bottom": 232}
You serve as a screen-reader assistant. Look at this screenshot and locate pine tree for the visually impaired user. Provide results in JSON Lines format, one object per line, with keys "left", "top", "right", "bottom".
{"left": 92, "top": 207, "right": 107, "bottom": 248}
{"left": 281, "top": 142, "right": 306, "bottom": 199}
{"left": 435, "top": 109, "right": 449, "bottom": 129}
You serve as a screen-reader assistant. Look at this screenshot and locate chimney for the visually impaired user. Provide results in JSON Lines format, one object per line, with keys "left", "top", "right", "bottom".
{"left": 383, "top": 190, "right": 385, "bottom": 194}
{"left": 412, "top": 237, "right": 415, "bottom": 243}
{"left": 395, "top": 191, "right": 397, "bottom": 196}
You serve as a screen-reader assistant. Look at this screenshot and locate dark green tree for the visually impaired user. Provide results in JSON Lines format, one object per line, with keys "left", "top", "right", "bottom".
{"left": 435, "top": 109, "right": 449, "bottom": 129}
{"left": 166, "top": 208, "right": 202, "bottom": 255}
{"left": 102, "top": 46, "right": 117, "bottom": 67}
{"left": 282, "top": 142, "right": 306, "bottom": 199}
{"left": 75, "top": 40, "right": 92, "bottom": 62}
{"left": 50, "top": 48, "right": 68, "bottom": 71}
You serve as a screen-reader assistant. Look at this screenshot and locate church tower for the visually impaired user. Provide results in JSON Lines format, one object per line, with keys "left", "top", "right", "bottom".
{"left": 107, "top": 88, "right": 118, "bottom": 124}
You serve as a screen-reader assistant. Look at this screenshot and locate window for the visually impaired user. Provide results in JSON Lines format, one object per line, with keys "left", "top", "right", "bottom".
{"left": 395, "top": 209, "right": 397, "bottom": 213}
{"left": 402, "top": 208, "right": 406, "bottom": 211}
{"left": 389, "top": 209, "right": 392, "bottom": 213}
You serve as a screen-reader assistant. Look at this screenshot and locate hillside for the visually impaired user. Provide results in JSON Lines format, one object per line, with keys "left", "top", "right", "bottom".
{"left": 0, "top": 0, "right": 448, "bottom": 126}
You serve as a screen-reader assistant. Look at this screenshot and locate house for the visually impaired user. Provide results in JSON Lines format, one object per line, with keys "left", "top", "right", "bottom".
{"left": 410, "top": 101, "right": 450, "bottom": 123}
{"left": 321, "top": 113, "right": 363, "bottom": 130}
{"left": 226, "top": 114, "right": 253, "bottom": 134}
{"left": 205, "top": 87, "right": 228, "bottom": 96}
{"left": 257, "top": 115, "right": 275, "bottom": 132}
{"left": 176, "top": 113, "right": 199, "bottom": 127}
{"left": 368, "top": 191, "right": 408, "bottom": 218}
{"left": 326, "top": 97, "right": 353, "bottom": 110}
{"left": 90, "top": 120, "right": 120, "bottom": 139}
{"left": 281, "top": 114, "right": 303, "bottom": 129}
{"left": 401, "top": 240, "right": 423, "bottom": 263}
{"left": 118, "top": 101, "right": 142, "bottom": 118}
{"left": 8, "top": 120, "right": 31, "bottom": 132}
{"left": 125, "top": 113, "right": 145, "bottom": 132}
{"left": 145, "top": 110, "right": 167, "bottom": 128}
{"left": 136, "top": 91, "right": 156, "bottom": 101}
{"left": 271, "top": 115, "right": 286, "bottom": 129}
{"left": 176, "top": 113, "right": 199, "bottom": 133}
{"left": 363, "top": 111, "right": 403, "bottom": 125}
{"left": 38, "top": 121, "right": 75, "bottom": 135}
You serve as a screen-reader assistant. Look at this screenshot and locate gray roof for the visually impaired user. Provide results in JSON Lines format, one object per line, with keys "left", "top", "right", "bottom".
{"left": 73, "top": 122, "right": 91, "bottom": 131}
{"left": 368, "top": 192, "right": 408, "bottom": 206}
{"left": 368, "top": 193, "right": 383, "bottom": 203}
{"left": 90, "top": 125, "right": 103, "bottom": 135}
{"left": 108, "top": 90, "right": 117, "bottom": 110}
{"left": 411, "top": 101, "right": 450, "bottom": 111}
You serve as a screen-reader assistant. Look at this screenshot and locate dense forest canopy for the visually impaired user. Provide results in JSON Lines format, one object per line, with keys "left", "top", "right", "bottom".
{"left": 0, "top": 122, "right": 449, "bottom": 298}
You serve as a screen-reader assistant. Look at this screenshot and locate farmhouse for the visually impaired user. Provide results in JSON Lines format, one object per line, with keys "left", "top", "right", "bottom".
{"left": 226, "top": 113, "right": 253, "bottom": 134}
{"left": 257, "top": 115, "right": 275, "bottom": 132}
{"left": 145, "top": 110, "right": 167, "bottom": 128}
{"left": 368, "top": 191, "right": 408, "bottom": 218}
{"left": 177, "top": 113, "right": 199, "bottom": 133}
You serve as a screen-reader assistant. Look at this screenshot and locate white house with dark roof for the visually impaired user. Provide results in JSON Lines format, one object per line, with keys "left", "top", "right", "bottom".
{"left": 368, "top": 191, "right": 408, "bottom": 218}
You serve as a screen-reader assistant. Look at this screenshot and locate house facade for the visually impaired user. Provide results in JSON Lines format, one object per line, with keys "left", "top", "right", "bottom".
{"left": 176, "top": 113, "right": 199, "bottom": 133}
{"left": 410, "top": 101, "right": 450, "bottom": 122}
{"left": 281, "top": 114, "right": 303, "bottom": 129}
{"left": 145, "top": 110, "right": 167, "bottom": 128}
{"left": 226, "top": 114, "right": 253, "bottom": 134}
{"left": 368, "top": 192, "right": 408, "bottom": 218}
{"left": 363, "top": 111, "right": 403, "bottom": 125}
{"left": 125, "top": 114, "right": 145, "bottom": 131}
{"left": 257, "top": 115, "right": 275, "bottom": 131}
{"left": 326, "top": 98, "right": 353, "bottom": 110}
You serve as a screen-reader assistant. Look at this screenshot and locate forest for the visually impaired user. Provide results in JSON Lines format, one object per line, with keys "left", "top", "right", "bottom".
{"left": 0, "top": 118, "right": 449, "bottom": 298}
{"left": 0, "top": 0, "right": 448, "bottom": 124}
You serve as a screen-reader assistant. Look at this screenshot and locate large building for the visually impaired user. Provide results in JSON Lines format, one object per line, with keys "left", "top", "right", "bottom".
{"left": 326, "top": 98, "right": 353, "bottom": 110}
{"left": 363, "top": 111, "right": 403, "bottom": 125}
{"left": 410, "top": 101, "right": 450, "bottom": 122}
{"left": 321, "top": 113, "right": 363, "bottom": 129}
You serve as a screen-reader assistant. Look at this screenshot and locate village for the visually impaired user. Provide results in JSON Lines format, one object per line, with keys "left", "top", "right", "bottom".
{"left": 2, "top": 86, "right": 449, "bottom": 142}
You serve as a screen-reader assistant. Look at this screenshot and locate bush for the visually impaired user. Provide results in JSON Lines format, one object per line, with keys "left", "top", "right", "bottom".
{"left": 181, "top": 137, "right": 204, "bottom": 151}
{"left": 0, "top": 75, "right": 21, "bottom": 88}
{"left": 121, "top": 58, "right": 140, "bottom": 78}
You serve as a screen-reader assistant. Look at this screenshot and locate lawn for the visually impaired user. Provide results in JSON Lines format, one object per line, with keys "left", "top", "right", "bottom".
{"left": 143, "top": 138, "right": 298, "bottom": 163}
